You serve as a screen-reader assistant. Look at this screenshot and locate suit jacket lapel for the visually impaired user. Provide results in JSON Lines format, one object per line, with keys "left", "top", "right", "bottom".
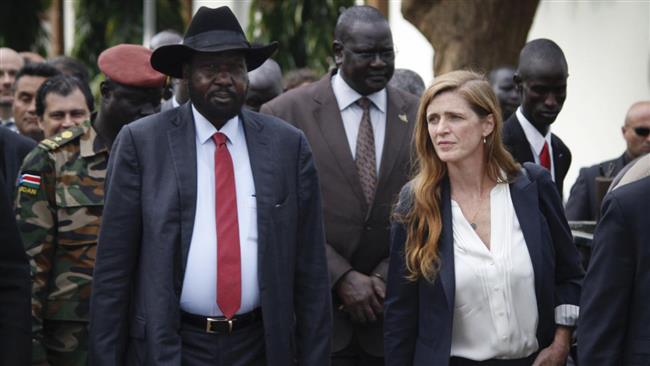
{"left": 312, "top": 76, "right": 366, "bottom": 206}
{"left": 377, "top": 87, "right": 411, "bottom": 189}
{"left": 438, "top": 178, "right": 455, "bottom": 311}
{"left": 509, "top": 172, "right": 544, "bottom": 299}
{"left": 240, "top": 109, "right": 272, "bottom": 261}
{"left": 167, "top": 103, "right": 197, "bottom": 273}
{"left": 512, "top": 116, "right": 535, "bottom": 163}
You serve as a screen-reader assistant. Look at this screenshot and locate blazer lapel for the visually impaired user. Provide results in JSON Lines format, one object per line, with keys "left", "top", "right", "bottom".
{"left": 512, "top": 117, "right": 536, "bottom": 163}
{"left": 312, "top": 77, "right": 366, "bottom": 206}
{"left": 438, "top": 178, "right": 455, "bottom": 311}
{"left": 240, "top": 110, "right": 272, "bottom": 261}
{"left": 167, "top": 103, "right": 198, "bottom": 273}
{"left": 377, "top": 87, "right": 411, "bottom": 189}
{"left": 509, "top": 172, "right": 544, "bottom": 298}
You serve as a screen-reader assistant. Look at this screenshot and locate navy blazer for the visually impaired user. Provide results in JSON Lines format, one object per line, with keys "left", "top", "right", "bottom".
{"left": 89, "top": 104, "right": 332, "bottom": 366}
{"left": 0, "top": 126, "right": 36, "bottom": 201}
{"left": 384, "top": 164, "right": 583, "bottom": 366}
{"left": 578, "top": 176, "right": 650, "bottom": 365}
{"left": 502, "top": 114, "right": 572, "bottom": 199}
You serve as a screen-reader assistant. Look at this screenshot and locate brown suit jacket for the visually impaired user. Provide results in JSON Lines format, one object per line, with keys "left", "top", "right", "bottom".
{"left": 261, "top": 72, "right": 418, "bottom": 356}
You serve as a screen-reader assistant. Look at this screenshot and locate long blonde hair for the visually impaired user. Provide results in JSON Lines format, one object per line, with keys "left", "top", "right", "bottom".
{"left": 397, "top": 70, "right": 520, "bottom": 282}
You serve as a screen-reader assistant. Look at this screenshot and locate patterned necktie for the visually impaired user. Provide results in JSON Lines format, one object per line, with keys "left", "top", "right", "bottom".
{"left": 540, "top": 141, "right": 551, "bottom": 171}
{"left": 212, "top": 132, "right": 241, "bottom": 319}
{"left": 355, "top": 97, "right": 377, "bottom": 207}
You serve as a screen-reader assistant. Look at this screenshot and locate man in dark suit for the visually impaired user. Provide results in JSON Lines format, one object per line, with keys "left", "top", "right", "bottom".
{"left": 0, "top": 173, "right": 31, "bottom": 366}
{"left": 503, "top": 38, "right": 571, "bottom": 198}
{"left": 0, "top": 125, "right": 36, "bottom": 200}
{"left": 261, "top": 6, "right": 418, "bottom": 365}
{"left": 89, "top": 7, "right": 331, "bottom": 366}
{"left": 565, "top": 101, "right": 650, "bottom": 220}
{"left": 578, "top": 175, "right": 650, "bottom": 364}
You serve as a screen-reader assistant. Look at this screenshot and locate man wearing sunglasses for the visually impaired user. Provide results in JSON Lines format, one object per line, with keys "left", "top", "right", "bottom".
{"left": 565, "top": 101, "right": 650, "bottom": 221}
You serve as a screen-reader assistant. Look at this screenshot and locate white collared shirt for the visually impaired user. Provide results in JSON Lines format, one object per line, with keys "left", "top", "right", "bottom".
{"left": 180, "top": 105, "right": 259, "bottom": 316}
{"left": 331, "top": 73, "right": 387, "bottom": 174}
{"left": 516, "top": 107, "right": 555, "bottom": 181}
{"left": 450, "top": 183, "right": 539, "bottom": 360}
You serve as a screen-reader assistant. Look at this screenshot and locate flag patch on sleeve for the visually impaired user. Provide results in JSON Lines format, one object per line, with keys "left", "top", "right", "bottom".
{"left": 19, "top": 174, "right": 41, "bottom": 189}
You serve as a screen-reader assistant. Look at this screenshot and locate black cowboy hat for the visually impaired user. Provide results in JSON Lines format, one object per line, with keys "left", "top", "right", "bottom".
{"left": 150, "top": 6, "right": 278, "bottom": 78}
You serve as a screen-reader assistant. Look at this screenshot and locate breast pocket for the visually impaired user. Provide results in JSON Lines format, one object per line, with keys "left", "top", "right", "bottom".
{"left": 55, "top": 183, "right": 104, "bottom": 246}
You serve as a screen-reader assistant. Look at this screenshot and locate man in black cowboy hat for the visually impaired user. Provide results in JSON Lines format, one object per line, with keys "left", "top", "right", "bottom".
{"left": 89, "top": 6, "right": 331, "bottom": 366}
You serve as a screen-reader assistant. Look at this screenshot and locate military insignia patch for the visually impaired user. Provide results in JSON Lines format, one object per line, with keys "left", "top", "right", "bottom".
{"left": 61, "top": 130, "right": 74, "bottom": 139}
{"left": 19, "top": 173, "right": 41, "bottom": 188}
{"left": 18, "top": 173, "right": 41, "bottom": 195}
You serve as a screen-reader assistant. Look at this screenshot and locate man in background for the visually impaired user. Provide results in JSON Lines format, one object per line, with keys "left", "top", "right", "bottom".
{"left": 0, "top": 47, "right": 25, "bottom": 131}
{"left": 262, "top": 6, "right": 419, "bottom": 365}
{"left": 503, "top": 38, "right": 572, "bottom": 198}
{"left": 12, "top": 63, "right": 60, "bottom": 141}
{"left": 565, "top": 101, "right": 650, "bottom": 221}
{"left": 35, "top": 74, "right": 94, "bottom": 138}
{"left": 488, "top": 65, "right": 520, "bottom": 120}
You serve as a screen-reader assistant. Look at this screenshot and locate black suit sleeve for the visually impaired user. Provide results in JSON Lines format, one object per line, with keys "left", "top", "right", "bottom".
{"left": 89, "top": 126, "right": 142, "bottom": 365}
{"left": 578, "top": 192, "right": 633, "bottom": 364}
{"left": 294, "top": 132, "right": 332, "bottom": 366}
{"left": 0, "top": 174, "right": 31, "bottom": 365}
{"left": 564, "top": 167, "right": 591, "bottom": 221}
{"left": 384, "top": 185, "right": 418, "bottom": 365}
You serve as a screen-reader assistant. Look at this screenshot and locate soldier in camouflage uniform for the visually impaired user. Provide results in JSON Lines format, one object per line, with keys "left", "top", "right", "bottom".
{"left": 14, "top": 44, "right": 165, "bottom": 366}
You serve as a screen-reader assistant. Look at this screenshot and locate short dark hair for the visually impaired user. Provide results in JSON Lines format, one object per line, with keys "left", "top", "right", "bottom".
{"left": 35, "top": 74, "right": 94, "bottom": 117}
{"left": 517, "top": 39, "right": 568, "bottom": 80}
{"left": 389, "top": 68, "right": 426, "bottom": 97}
{"left": 14, "top": 62, "right": 60, "bottom": 87}
{"left": 47, "top": 56, "right": 90, "bottom": 85}
{"left": 334, "top": 6, "right": 388, "bottom": 44}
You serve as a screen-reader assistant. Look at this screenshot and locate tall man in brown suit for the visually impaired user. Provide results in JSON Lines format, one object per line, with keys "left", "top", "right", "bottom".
{"left": 261, "top": 6, "right": 418, "bottom": 365}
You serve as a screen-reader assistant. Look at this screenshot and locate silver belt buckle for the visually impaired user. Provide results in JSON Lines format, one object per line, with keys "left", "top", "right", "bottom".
{"left": 205, "top": 317, "right": 234, "bottom": 334}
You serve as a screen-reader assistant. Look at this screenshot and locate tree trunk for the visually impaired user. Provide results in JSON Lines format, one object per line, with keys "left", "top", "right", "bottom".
{"left": 402, "top": 0, "right": 539, "bottom": 76}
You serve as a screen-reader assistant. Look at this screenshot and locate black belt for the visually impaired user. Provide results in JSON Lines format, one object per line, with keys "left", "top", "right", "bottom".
{"left": 449, "top": 352, "right": 538, "bottom": 366}
{"left": 181, "top": 308, "right": 262, "bottom": 334}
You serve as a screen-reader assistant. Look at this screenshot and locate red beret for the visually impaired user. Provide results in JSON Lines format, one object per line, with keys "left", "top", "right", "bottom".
{"left": 98, "top": 44, "right": 166, "bottom": 88}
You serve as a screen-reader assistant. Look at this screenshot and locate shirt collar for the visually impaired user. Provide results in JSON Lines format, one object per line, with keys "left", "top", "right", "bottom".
{"left": 516, "top": 107, "right": 552, "bottom": 156}
{"left": 331, "top": 72, "right": 387, "bottom": 113}
{"left": 192, "top": 103, "right": 241, "bottom": 146}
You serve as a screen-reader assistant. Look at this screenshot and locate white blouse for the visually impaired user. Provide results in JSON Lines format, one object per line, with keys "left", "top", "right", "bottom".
{"left": 450, "top": 183, "right": 539, "bottom": 360}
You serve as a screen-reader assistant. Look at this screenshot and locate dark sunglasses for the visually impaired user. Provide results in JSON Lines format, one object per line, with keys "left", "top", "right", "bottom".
{"left": 634, "top": 127, "right": 650, "bottom": 137}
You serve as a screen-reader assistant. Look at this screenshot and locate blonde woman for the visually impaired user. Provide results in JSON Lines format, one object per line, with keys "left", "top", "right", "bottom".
{"left": 384, "top": 71, "right": 583, "bottom": 366}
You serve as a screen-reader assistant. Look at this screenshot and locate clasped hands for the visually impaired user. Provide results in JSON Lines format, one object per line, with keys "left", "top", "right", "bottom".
{"left": 336, "top": 270, "right": 385, "bottom": 324}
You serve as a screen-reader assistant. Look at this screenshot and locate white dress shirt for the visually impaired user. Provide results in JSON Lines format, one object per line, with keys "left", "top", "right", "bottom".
{"left": 180, "top": 105, "right": 259, "bottom": 316}
{"left": 331, "top": 73, "right": 387, "bottom": 174}
{"left": 516, "top": 107, "right": 555, "bottom": 181}
{"left": 450, "top": 183, "right": 540, "bottom": 360}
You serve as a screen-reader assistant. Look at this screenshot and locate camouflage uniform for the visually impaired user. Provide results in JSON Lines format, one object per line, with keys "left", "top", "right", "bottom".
{"left": 15, "top": 119, "right": 108, "bottom": 366}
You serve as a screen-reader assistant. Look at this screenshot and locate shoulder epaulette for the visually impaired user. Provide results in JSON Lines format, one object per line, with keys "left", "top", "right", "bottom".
{"left": 38, "top": 123, "right": 87, "bottom": 151}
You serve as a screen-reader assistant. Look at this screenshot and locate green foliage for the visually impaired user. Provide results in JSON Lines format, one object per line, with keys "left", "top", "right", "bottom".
{"left": 0, "top": 0, "right": 50, "bottom": 53}
{"left": 71, "top": 0, "right": 186, "bottom": 80}
{"left": 247, "top": 0, "right": 354, "bottom": 75}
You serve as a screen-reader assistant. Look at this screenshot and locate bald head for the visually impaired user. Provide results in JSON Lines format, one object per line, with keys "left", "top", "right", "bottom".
{"left": 622, "top": 101, "right": 650, "bottom": 159}
{"left": 245, "top": 59, "right": 283, "bottom": 112}
{"left": 0, "top": 48, "right": 24, "bottom": 111}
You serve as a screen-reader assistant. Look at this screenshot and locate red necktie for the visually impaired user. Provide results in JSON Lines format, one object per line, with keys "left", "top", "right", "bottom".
{"left": 539, "top": 141, "right": 551, "bottom": 171}
{"left": 212, "top": 132, "right": 241, "bottom": 319}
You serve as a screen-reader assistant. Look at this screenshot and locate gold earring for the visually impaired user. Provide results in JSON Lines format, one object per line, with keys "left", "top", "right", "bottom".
{"left": 483, "top": 137, "right": 487, "bottom": 144}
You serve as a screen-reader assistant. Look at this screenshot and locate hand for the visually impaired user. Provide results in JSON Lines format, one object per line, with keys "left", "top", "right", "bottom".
{"left": 336, "top": 271, "right": 382, "bottom": 323}
{"left": 532, "top": 326, "right": 572, "bottom": 366}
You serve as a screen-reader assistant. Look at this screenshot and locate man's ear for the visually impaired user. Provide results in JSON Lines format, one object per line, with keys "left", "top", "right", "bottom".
{"left": 99, "top": 81, "right": 111, "bottom": 99}
{"left": 333, "top": 40, "right": 344, "bottom": 67}
{"left": 513, "top": 73, "right": 522, "bottom": 92}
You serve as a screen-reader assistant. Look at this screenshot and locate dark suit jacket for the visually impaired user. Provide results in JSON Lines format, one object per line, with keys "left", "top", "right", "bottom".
{"left": 384, "top": 164, "right": 583, "bottom": 366}
{"left": 89, "top": 104, "right": 331, "bottom": 366}
{"left": 0, "top": 126, "right": 37, "bottom": 201}
{"left": 578, "top": 175, "right": 650, "bottom": 365}
{"left": 502, "top": 114, "right": 572, "bottom": 198}
{"left": 564, "top": 153, "right": 628, "bottom": 221}
{"left": 261, "top": 73, "right": 419, "bottom": 355}
{"left": 0, "top": 174, "right": 31, "bottom": 365}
